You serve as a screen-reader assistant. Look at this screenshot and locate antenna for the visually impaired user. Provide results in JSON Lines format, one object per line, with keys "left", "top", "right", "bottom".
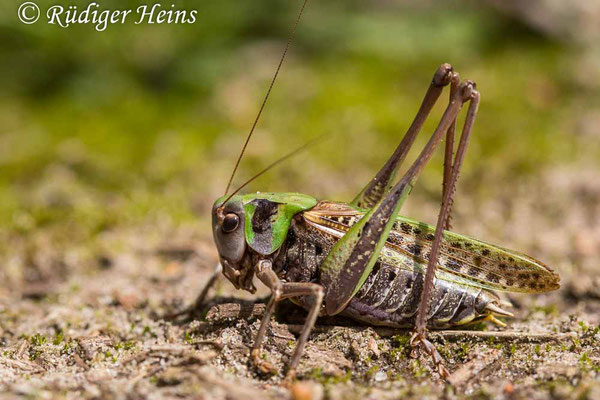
{"left": 223, "top": 0, "right": 310, "bottom": 195}
{"left": 220, "top": 136, "right": 322, "bottom": 205}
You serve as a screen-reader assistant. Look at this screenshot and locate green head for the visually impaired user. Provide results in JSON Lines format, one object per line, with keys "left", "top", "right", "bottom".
{"left": 212, "top": 192, "right": 317, "bottom": 292}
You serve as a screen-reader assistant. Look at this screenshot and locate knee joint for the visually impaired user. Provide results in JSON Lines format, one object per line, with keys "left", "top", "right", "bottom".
{"left": 433, "top": 63, "right": 454, "bottom": 87}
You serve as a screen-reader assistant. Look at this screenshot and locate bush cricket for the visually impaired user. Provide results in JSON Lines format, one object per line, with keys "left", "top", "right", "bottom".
{"left": 199, "top": 0, "right": 560, "bottom": 381}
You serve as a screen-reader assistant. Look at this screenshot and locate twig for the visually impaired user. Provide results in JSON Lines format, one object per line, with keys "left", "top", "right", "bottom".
{"left": 122, "top": 344, "right": 217, "bottom": 366}
{"left": 16, "top": 339, "right": 28, "bottom": 359}
{"left": 205, "top": 302, "right": 577, "bottom": 343}
{"left": 447, "top": 349, "right": 500, "bottom": 386}
{"left": 432, "top": 330, "right": 577, "bottom": 342}
{"left": 0, "top": 357, "right": 43, "bottom": 373}
{"left": 73, "top": 353, "right": 89, "bottom": 371}
{"left": 189, "top": 339, "right": 224, "bottom": 350}
{"left": 206, "top": 302, "right": 267, "bottom": 321}
{"left": 149, "top": 344, "right": 192, "bottom": 353}
{"left": 287, "top": 325, "right": 576, "bottom": 342}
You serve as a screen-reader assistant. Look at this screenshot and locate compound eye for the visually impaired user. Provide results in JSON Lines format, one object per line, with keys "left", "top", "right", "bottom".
{"left": 222, "top": 213, "right": 240, "bottom": 233}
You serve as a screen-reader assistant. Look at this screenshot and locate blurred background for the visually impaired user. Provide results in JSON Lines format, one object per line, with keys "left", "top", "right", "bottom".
{"left": 0, "top": 0, "right": 599, "bottom": 306}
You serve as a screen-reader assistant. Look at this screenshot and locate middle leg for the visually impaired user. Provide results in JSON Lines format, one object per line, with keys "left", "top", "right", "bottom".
{"left": 252, "top": 260, "right": 324, "bottom": 379}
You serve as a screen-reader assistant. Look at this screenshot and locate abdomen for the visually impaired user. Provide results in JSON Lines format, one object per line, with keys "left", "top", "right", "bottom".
{"left": 341, "top": 260, "right": 500, "bottom": 329}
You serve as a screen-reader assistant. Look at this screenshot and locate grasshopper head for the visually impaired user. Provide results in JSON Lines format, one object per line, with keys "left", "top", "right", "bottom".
{"left": 212, "top": 195, "right": 254, "bottom": 292}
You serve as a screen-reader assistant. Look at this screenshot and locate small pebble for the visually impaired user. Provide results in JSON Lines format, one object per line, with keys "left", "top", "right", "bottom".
{"left": 291, "top": 381, "right": 324, "bottom": 400}
{"left": 504, "top": 382, "right": 514, "bottom": 394}
{"left": 375, "top": 371, "right": 387, "bottom": 382}
{"left": 368, "top": 337, "right": 380, "bottom": 358}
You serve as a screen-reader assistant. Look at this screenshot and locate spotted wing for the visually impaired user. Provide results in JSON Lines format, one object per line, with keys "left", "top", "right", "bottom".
{"left": 304, "top": 201, "right": 560, "bottom": 293}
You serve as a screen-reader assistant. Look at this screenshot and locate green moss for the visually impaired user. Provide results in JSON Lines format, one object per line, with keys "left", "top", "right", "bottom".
{"left": 465, "top": 321, "right": 488, "bottom": 331}
{"left": 577, "top": 352, "right": 600, "bottom": 373}
{"left": 579, "top": 352, "right": 590, "bottom": 363}
{"left": 393, "top": 334, "right": 411, "bottom": 349}
{"left": 409, "top": 359, "right": 426, "bottom": 378}
{"left": 387, "top": 370, "right": 402, "bottom": 381}
{"left": 114, "top": 340, "right": 137, "bottom": 351}
{"left": 53, "top": 331, "right": 64, "bottom": 345}
{"left": 456, "top": 343, "right": 472, "bottom": 359}
{"left": 307, "top": 367, "right": 351, "bottom": 385}
{"left": 533, "top": 305, "right": 558, "bottom": 317}
{"left": 559, "top": 343, "right": 568, "bottom": 352}
{"left": 389, "top": 347, "right": 403, "bottom": 361}
{"left": 104, "top": 350, "right": 117, "bottom": 363}
{"left": 30, "top": 333, "right": 47, "bottom": 346}
{"left": 366, "top": 365, "right": 379, "bottom": 378}
{"left": 123, "top": 340, "right": 137, "bottom": 350}
{"left": 307, "top": 367, "right": 324, "bottom": 381}
{"left": 328, "top": 371, "right": 352, "bottom": 385}
{"left": 389, "top": 334, "right": 412, "bottom": 361}
{"left": 29, "top": 350, "right": 42, "bottom": 361}
{"left": 61, "top": 339, "right": 75, "bottom": 355}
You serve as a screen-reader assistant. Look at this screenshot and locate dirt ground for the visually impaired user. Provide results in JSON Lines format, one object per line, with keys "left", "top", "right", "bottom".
{"left": 1, "top": 167, "right": 599, "bottom": 400}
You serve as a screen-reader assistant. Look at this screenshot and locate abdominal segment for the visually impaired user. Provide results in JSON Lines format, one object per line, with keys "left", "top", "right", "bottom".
{"left": 340, "top": 261, "right": 504, "bottom": 329}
